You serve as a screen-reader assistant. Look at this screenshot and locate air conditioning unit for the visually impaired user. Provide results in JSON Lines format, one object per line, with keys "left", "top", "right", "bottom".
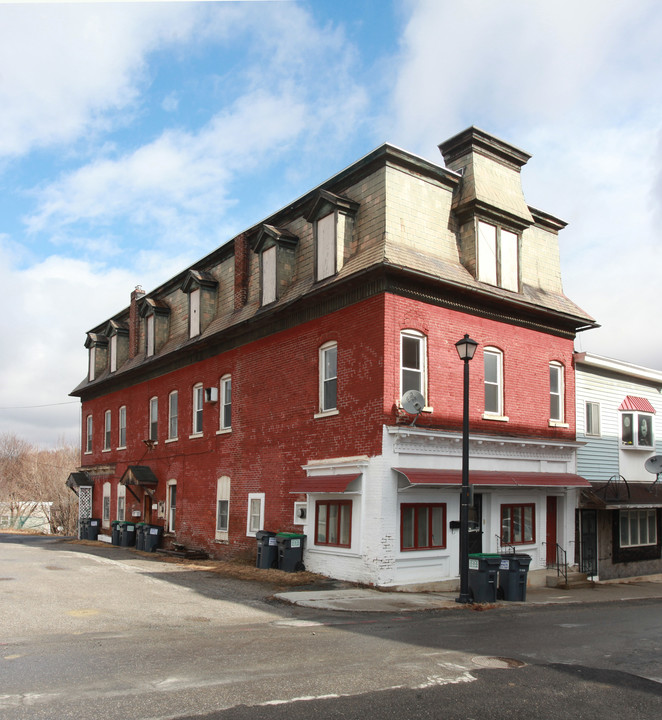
{"left": 204, "top": 387, "right": 218, "bottom": 403}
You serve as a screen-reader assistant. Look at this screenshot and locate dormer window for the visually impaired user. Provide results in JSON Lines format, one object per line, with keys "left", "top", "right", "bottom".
{"left": 140, "top": 297, "right": 170, "bottom": 357}
{"left": 180, "top": 270, "right": 218, "bottom": 339}
{"left": 85, "top": 333, "right": 108, "bottom": 382}
{"left": 477, "top": 220, "right": 519, "bottom": 292}
{"left": 306, "top": 190, "right": 359, "bottom": 282}
{"left": 252, "top": 225, "right": 299, "bottom": 307}
{"left": 103, "top": 320, "right": 129, "bottom": 374}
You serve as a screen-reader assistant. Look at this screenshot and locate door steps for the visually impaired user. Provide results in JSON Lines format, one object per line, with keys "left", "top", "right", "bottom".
{"left": 546, "top": 571, "right": 594, "bottom": 589}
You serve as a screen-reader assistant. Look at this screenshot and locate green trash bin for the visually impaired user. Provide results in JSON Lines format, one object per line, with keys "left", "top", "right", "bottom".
{"left": 120, "top": 521, "right": 136, "bottom": 547}
{"left": 143, "top": 525, "right": 163, "bottom": 552}
{"left": 111, "top": 521, "right": 121, "bottom": 545}
{"left": 498, "top": 554, "right": 532, "bottom": 601}
{"left": 87, "top": 518, "right": 101, "bottom": 541}
{"left": 255, "top": 530, "right": 278, "bottom": 569}
{"left": 276, "top": 532, "right": 306, "bottom": 572}
{"left": 468, "top": 553, "right": 501, "bottom": 603}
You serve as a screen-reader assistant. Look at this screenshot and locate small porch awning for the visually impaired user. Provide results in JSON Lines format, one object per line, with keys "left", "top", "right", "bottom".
{"left": 291, "top": 474, "right": 362, "bottom": 494}
{"left": 618, "top": 396, "right": 656, "bottom": 413}
{"left": 120, "top": 466, "right": 159, "bottom": 487}
{"left": 66, "top": 471, "right": 92, "bottom": 489}
{"left": 581, "top": 480, "right": 662, "bottom": 509}
{"left": 394, "top": 468, "right": 590, "bottom": 490}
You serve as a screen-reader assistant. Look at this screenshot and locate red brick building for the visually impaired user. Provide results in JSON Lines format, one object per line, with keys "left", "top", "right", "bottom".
{"left": 69, "top": 127, "right": 596, "bottom": 588}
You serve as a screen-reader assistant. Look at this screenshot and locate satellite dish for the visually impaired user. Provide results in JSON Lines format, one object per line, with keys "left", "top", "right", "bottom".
{"left": 644, "top": 455, "right": 662, "bottom": 475}
{"left": 401, "top": 389, "right": 426, "bottom": 416}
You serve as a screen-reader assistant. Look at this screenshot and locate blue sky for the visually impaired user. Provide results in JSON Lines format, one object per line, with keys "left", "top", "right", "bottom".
{"left": 1, "top": 0, "right": 661, "bottom": 447}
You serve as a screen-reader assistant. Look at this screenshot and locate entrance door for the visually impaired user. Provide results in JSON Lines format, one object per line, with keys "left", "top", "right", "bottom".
{"left": 143, "top": 492, "right": 152, "bottom": 524}
{"left": 546, "top": 496, "right": 558, "bottom": 566}
{"left": 467, "top": 493, "right": 483, "bottom": 554}
{"left": 579, "top": 509, "right": 598, "bottom": 577}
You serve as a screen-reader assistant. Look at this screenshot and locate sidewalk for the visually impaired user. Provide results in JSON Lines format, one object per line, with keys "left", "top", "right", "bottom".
{"left": 275, "top": 575, "right": 662, "bottom": 612}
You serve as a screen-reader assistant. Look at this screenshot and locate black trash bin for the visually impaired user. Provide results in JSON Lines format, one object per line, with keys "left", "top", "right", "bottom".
{"left": 468, "top": 554, "right": 501, "bottom": 603}
{"left": 79, "top": 518, "right": 89, "bottom": 540}
{"left": 111, "top": 520, "right": 121, "bottom": 545}
{"left": 87, "top": 518, "right": 101, "bottom": 541}
{"left": 276, "top": 532, "right": 306, "bottom": 572}
{"left": 135, "top": 523, "right": 146, "bottom": 551}
{"left": 498, "top": 554, "right": 532, "bottom": 601}
{"left": 255, "top": 530, "right": 278, "bottom": 569}
{"left": 143, "top": 525, "right": 163, "bottom": 552}
{"left": 120, "top": 521, "right": 136, "bottom": 547}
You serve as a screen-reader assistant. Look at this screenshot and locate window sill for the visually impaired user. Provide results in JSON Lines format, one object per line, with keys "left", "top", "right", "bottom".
{"left": 84, "top": 450, "right": 92, "bottom": 455}
{"left": 548, "top": 420, "right": 569, "bottom": 428}
{"left": 116, "top": 446, "right": 126, "bottom": 451}
{"left": 216, "top": 428, "right": 232, "bottom": 435}
{"left": 189, "top": 432, "right": 204, "bottom": 439}
{"left": 621, "top": 444, "right": 655, "bottom": 451}
{"left": 165, "top": 437, "right": 178, "bottom": 444}
{"left": 102, "top": 448, "right": 111, "bottom": 453}
{"left": 314, "top": 409, "right": 339, "bottom": 419}
{"left": 214, "top": 537, "right": 229, "bottom": 544}
{"left": 482, "top": 413, "right": 509, "bottom": 422}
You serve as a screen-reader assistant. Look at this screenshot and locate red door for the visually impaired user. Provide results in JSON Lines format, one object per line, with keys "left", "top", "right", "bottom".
{"left": 546, "top": 496, "right": 558, "bottom": 566}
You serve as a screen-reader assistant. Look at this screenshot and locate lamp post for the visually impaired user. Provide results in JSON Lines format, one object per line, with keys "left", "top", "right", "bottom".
{"left": 455, "top": 333, "right": 478, "bottom": 604}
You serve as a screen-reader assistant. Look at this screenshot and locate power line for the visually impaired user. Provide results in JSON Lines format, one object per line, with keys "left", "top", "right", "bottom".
{"left": 0, "top": 401, "right": 79, "bottom": 411}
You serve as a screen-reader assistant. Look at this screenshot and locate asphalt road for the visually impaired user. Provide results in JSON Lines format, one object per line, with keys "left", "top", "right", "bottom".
{"left": 2, "top": 534, "right": 661, "bottom": 719}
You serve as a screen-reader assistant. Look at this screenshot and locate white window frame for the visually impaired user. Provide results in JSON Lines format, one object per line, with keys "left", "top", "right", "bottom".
{"left": 215, "top": 476, "right": 231, "bottom": 542}
{"left": 549, "top": 362, "right": 565, "bottom": 424}
{"left": 103, "top": 410, "right": 112, "bottom": 451}
{"left": 246, "top": 492, "right": 265, "bottom": 537}
{"left": 585, "top": 401, "right": 601, "bottom": 437}
{"left": 149, "top": 396, "right": 158, "bottom": 443}
{"left": 109, "top": 334, "right": 118, "bottom": 373}
{"left": 318, "top": 341, "right": 338, "bottom": 415}
{"left": 116, "top": 484, "right": 126, "bottom": 522}
{"left": 89, "top": 346, "right": 96, "bottom": 381}
{"left": 219, "top": 375, "right": 232, "bottom": 432}
{"left": 189, "top": 287, "right": 201, "bottom": 338}
{"left": 316, "top": 212, "right": 336, "bottom": 281}
{"left": 118, "top": 405, "right": 126, "bottom": 449}
{"left": 619, "top": 508, "right": 657, "bottom": 547}
{"left": 261, "top": 245, "right": 277, "bottom": 305}
{"left": 191, "top": 383, "right": 203, "bottom": 436}
{"left": 167, "top": 390, "right": 178, "bottom": 441}
{"left": 621, "top": 411, "right": 655, "bottom": 449}
{"left": 102, "top": 481, "right": 111, "bottom": 528}
{"left": 146, "top": 314, "right": 155, "bottom": 357}
{"left": 400, "top": 330, "right": 427, "bottom": 399}
{"left": 477, "top": 220, "right": 519, "bottom": 292}
{"left": 166, "top": 480, "right": 177, "bottom": 534}
{"left": 85, "top": 414, "right": 93, "bottom": 454}
{"left": 483, "top": 347, "right": 505, "bottom": 418}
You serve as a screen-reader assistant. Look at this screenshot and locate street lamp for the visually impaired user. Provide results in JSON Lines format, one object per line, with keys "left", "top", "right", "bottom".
{"left": 455, "top": 333, "right": 478, "bottom": 604}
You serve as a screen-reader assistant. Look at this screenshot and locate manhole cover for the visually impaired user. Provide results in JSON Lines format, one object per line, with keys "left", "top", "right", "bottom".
{"left": 472, "top": 656, "right": 525, "bottom": 669}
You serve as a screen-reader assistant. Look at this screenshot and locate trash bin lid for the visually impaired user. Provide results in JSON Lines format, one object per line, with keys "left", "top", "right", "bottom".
{"left": 276, "top": 532, "right": 305, "bottom": 538}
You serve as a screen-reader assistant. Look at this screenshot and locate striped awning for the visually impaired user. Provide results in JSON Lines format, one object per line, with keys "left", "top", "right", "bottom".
{"left": 619, "top": 396, "right": 656, "bottom": 413}
{"left": 394, "top": 468, "right": 590, "bottom": 489}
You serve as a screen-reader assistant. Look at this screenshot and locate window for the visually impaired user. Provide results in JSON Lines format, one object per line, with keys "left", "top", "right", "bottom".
{"left": 168, "top": 391, "right": 178, "bottom": 440}
{"left": 109, "top": 334, "right": 118, "bottom": 373}
{"left": 477, "top": 220, "right": 519, "bottom": 291}
{"left": 549, "top": 362, "right": 564, "bottom": 422}
{"left": 104, "top": 410, "right": 111, "bottom": 451}
{"left": 261, "top": 245, "right": 277, "bottom": 305}
{"left": 149, "top": 397, "right": 158, "bottom": 443}
{"left": 315, "top": 500, "right": 352, "bottom": 547}
{"left": 216, "top": 476, "right": 231, "bottom": 541}
{"left": 118, "top": 406, "right": 126, "bottom": 448}
{"left": 401, "top": 330, "right": 426, "bottom": 397}
{"left": 117, "top": 484, "right": 126, "bottom": 522}
{"left": 88, "top": 346, "right": 96, "bottom": 381}
{"left": 501, "top": 504, "right": 535, "bottom": 545}
{"left": 192, "top": 384, "right": 203, "bottom": 435}
{"left": 85, "top": 415, "right": 93, "bottom": 454}
{"left": 316, "top": 212, "right": 336, "bottom": 281}
{"left": 189, "top": 288, "right": 200, "bottom": 337}
{"left": 401, "top": 503, "right": 446, "bottom": 551}
{"left": 167, "top": 481, "right": 177, "bottom": 533}
{"left": 620, "top": 509, "right": 657, "bottom": 547}
{"left": 585, "top": 401, "right": 600, "bottom": 436}
{"left": 102, "top": 482, "right": 111, "bottom": 527}
{"left": 146, "top": 314, "right": 155, "bottom": 357}
{"left": 218, "top": 375, "right": 232, "bottom": 431}
{"left": 246, "top": 492, "right": 265, "bottom": 536}
{"left": 621, "top": 412, "right": 654, "bottom": 448}
{"left": 483, "top": 348, "right": 503, "bottom": 416}
{"left": 319, "top": 342, "right": 337, "bottom": 413}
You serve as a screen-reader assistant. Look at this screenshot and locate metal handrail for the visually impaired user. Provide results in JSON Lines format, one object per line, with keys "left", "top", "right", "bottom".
{"left": 543, "top": 541, "right": 568, "bottom": 585}
{"left": 495, "top": 534, "right": 517, "bottom": 554}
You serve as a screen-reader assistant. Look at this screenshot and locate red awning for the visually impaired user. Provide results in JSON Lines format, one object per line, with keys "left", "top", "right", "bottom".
{"left": 394, "top": 468, "right": 590, "bottom": 488}
{"left": 291, "top": 474, "right": 362, "bottom": 494}
{"left": 618, "top": 396, "right": 656, "bottom": 413}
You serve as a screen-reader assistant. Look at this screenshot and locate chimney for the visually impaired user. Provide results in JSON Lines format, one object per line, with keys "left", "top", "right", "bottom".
{"left": 233, "top": 233, "right": 249, "bottom": 310}
{"left": 129, "top": 285, "right": 146, "bottom": 358}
